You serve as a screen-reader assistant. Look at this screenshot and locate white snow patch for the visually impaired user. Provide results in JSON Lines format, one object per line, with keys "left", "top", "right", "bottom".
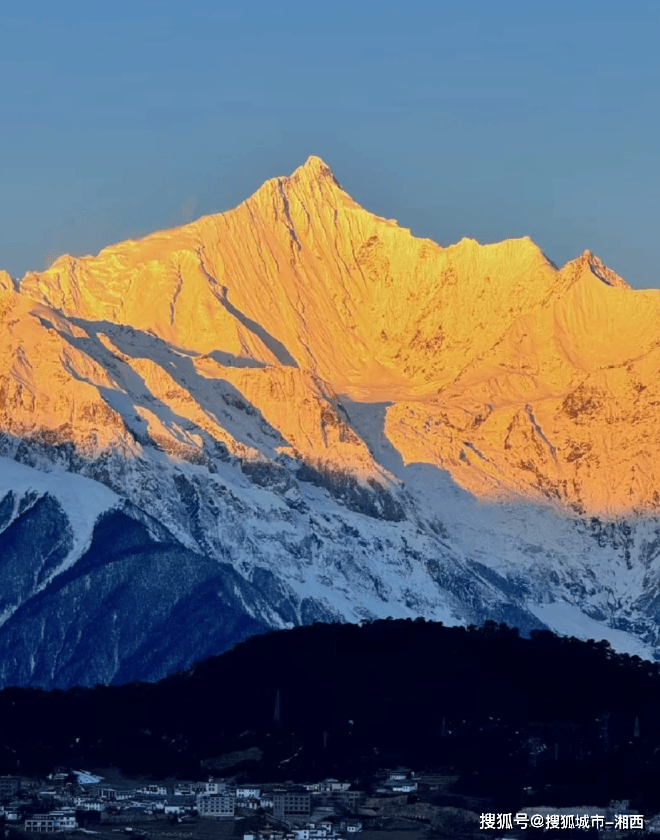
{"left": 0, "top": 458, "right": 120, "bottom": 620}
{"left": 0, "top": 457, "right": 118, "bottom": 546}
{"left": 528, "top": 600, "right": 656, "bottom": 660}
{"left": 73, "top": 770, "right": 104, "bottom": 784}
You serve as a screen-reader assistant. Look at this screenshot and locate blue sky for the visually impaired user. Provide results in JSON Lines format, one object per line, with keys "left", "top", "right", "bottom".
{"left": 1, "top": 0, "right": 659, "bottom": 287}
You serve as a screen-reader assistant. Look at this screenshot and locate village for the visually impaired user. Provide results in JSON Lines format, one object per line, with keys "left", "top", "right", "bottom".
{"left": 1, "top": 766, "right": 657, "bottom": 840}
{"left": 0, "top": 767, "right": 468, "bottom": 840}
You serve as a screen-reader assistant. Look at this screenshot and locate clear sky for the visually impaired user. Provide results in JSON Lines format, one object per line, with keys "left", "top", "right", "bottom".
{"left": 1, "top": 0, "right": 659, "bottom": 287}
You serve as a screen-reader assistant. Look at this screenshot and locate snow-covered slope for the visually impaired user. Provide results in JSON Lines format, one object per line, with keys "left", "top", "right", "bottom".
{"left": 1, "top": 156, "right": 660, "bottom": 687}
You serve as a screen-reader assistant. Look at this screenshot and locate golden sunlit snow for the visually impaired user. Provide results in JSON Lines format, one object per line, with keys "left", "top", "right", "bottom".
{"left": 4, "top": 156, "right": 660, "bottom": 515}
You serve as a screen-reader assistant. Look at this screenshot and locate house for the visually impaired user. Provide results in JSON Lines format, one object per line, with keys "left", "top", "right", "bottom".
{"left": 0, "top": 776, "right": 21, "bottom": 798}
{"left": 25, "top": 815, "right": 56, "bottom": 833}
{"left": 196, "top": 792, "right": 235, "bottom": 819}
{"left": 237, "top": 785, "right": 262, "bottom": 799}
{"left": 338, "top": 790, "right": 364, "bottom": 809}
{"left": 293, "top": 824, "right": 342, "bottom": 840}
{"left": 273, "top": 788, "right": 311, "bottom": 822}
{"left": 316, "top": 788, "right": 363, "bottom": 810}
{"left": 86, "top": 782, "right": 137, "bottom": 801}
{"left": 414, "top": 772, "right": 459, "bottom": 792}
{"left": 390, "top": 781, "right": 417, "bottom": 793}
{"left": 74, "top": 797, "right": 105, "bottom": 811}
{"left": 25, "top": 811, "right": 78, "bottom": 833}
{"left": 318, "top": 779, "right": 349, "bottom": 793}
{"left": 236, "top": 796, "right": 261, "bottom": 811}
{"left": 50, "top": 810, "right": 78, "bottom": 831}
{"left": 136, "top": 784, "right": 167, "bottom": 796}
{"left": 387, "top": 768, "right": 411, "bottom": 781}
{"left": 36, "top": 788, "right": 59, "bottom": 802}
{"left": 205, "top": 779, "right": 232, "bottom": 795}
{"left": 164, "top": 794, "right": 195, "bottom": 810}
{"left": 375, "top": 771, "right": 418, "bottom": 794}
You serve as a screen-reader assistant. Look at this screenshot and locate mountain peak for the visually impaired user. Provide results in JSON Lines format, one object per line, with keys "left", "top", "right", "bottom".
{"left": 562, "top": 249, "right": 629, "bottom": 289}
{"left": 290, "top": 155, "right": 341, "bottom": 188}
{"left": 245, "top": 156, "right": 343, "bottom": 212}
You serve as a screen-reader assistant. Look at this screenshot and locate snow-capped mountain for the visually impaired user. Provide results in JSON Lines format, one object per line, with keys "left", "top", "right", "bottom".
{"left": 2, "top": 156, "right": 660, "bottom": 688}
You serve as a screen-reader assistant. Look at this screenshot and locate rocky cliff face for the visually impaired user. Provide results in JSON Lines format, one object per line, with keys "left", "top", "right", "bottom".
{"left": 2, "top": 156, "right": 660, "bottom": 687}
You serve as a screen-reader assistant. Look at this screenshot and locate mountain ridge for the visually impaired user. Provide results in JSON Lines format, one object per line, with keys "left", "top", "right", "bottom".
{"left": 14, "top": 155, "right": 656, "bottom": 514}
{"left": 2, "top": 156, "right": 660, "bottom": 687}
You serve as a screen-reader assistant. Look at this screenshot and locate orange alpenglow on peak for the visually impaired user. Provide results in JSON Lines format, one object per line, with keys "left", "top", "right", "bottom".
{"left": 4, "top": 156, "right": 660, "bottom": 516}
{"left": 0, "top": 270, "right": 13, "bottom": 292}
{"left": 295, "top": 154, "right": 340, "bottom": 181}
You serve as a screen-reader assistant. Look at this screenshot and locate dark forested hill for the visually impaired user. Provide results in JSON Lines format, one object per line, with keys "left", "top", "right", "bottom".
{"left": 2, "top": 619, "right": 660, "bottom": 810}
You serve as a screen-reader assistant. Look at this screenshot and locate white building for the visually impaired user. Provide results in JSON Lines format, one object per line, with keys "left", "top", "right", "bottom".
{"left": 236, "top": 785, "right": 261, "bottom": 799}
{"left": 25, "top": 816, "right": 55, "bottom": 833}
{"left": 197, "top": 792, "right": 235, "bottom": 819}
{"left": 74, "top": 798, "right": 105, "bottom": 811}
{"left": 25, "top": 812, "right": 78, "bottom": 833}
{"left": 136, "top": 784, "right": 167, "bottom": 796}
{"left": 390, "top": 781, "right": 417, "bottom": 793}
{"left": 205, "top": 779, "right": 232, "bottom": 795}
{"left": 237, "top": 797, "right": 260, "bottom": 811}
{"left": 50, "top": 811, "right": 78, "bottom": 831}
{"left": 387, "top": 768, "right": 411, "bottom": 781}
{"left": 293, "top": 824, "right": 341, "bottom": 840}
{"left": 318, "top": 779, "right": 349, "bottom": 792}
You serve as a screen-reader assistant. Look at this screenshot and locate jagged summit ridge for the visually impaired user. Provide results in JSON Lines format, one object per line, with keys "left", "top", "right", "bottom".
{"left": 291, "top": 154, "right": 342, "bottom": 186}
{"left": 3, "top": 157, "right": 660, "bottom": 686}
{"left": 11, "top": 156, "right": 621, "bottom": 303}
{"left": 6, "top": 156, "right": 660, "bottom": 516}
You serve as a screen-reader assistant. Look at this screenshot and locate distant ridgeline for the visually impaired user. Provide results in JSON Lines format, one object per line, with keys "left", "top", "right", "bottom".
{"left": 1, "top": 619, "right": 660, "bottom": 810}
